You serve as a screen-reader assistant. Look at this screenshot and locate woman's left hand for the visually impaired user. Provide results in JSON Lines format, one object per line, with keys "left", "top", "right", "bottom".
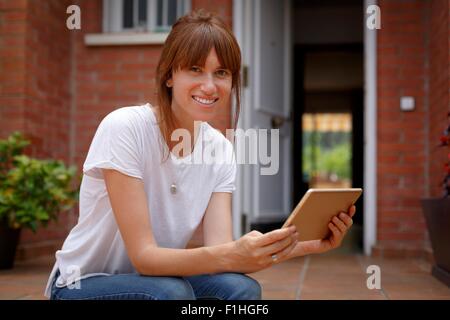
{"left": 318, "top": 205, "right": 356, "bottom": 252}
{"left": 288, "top": 205, "right": 357, "bottom": 257}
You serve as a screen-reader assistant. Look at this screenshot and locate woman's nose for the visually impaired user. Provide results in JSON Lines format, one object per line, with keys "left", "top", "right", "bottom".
{"left": 200, "top": 74, "right": 217, "bottom": 95}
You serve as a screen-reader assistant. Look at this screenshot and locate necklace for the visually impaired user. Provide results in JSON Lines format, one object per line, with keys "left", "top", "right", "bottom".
{"left": 167, "top": 121, "right": 203, "bottom": 196}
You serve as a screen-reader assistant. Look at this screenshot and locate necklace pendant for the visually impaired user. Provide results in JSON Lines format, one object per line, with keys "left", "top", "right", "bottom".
{"left": 170, "top": 183, "right": 177, "bottom": 195}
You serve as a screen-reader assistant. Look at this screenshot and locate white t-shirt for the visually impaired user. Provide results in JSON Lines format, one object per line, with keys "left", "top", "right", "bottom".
{"left": 44, "top": 103, "right": 236, "bottom": 297}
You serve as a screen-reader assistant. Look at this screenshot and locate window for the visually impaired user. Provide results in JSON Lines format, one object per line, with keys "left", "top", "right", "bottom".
{"left": 103, "top": 0, "right": 191, "bottom": 33}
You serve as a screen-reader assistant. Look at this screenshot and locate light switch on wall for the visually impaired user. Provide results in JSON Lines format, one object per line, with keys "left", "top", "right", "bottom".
{"left": 400, "top": 96, "right": 415, "bottom": 111}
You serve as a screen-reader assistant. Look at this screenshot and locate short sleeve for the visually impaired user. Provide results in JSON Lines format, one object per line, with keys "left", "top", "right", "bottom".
{"left": 212, "top": 141, "right": 237, "bottom": 193}
{"left": 83, "top": 110, "right": 144, "bottom": 180}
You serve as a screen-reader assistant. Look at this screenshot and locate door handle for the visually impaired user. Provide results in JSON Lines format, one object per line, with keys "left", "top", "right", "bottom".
{"left": 271, "top": 116, "right": 285, "bottom": 129}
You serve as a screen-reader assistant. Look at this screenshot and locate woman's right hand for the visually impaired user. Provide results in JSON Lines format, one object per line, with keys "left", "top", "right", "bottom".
{"left": 227, "top": 226, "right": 299, "bottom": 273}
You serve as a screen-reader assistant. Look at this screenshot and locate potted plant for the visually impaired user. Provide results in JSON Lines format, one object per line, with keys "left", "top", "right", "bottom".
{"left": 0, "top": 132, "right": 80, "bottom": 269}
{"left": 421, "top": 112, "right": 450, "bottom": 287}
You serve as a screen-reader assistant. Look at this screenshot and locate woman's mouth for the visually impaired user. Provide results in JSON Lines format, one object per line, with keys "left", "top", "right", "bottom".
{"left": 192, "top": 96, "right": 219, "bottom": 106}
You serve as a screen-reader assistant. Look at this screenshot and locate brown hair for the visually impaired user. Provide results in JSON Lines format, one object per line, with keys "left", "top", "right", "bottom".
{"left": 155, "top": 10, "right": 241, "bottom": 155}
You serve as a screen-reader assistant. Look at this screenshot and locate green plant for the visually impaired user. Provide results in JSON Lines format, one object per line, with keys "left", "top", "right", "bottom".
{"left": 321, "top": 143, "right": 352, "bottom": 180}
{"left": 0, "top": 132, "right": 80, "bottom": 232}
{"left": 302, "top": 131, "right": 352, "bottom": 181}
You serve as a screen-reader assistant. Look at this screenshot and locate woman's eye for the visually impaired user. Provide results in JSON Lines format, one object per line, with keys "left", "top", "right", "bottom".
{"left": 190, "top": 66, "right": 201, "bottom": 73}
{"left": 216, "top": 69, "right": 230, "bottom": 77}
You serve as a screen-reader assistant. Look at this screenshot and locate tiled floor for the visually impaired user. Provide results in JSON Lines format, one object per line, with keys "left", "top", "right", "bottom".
{"left": 0, "top": 253, "right": 449, "bottom": 300}
{"left": 250, "top": 252, "right": 450, "bottom": 299}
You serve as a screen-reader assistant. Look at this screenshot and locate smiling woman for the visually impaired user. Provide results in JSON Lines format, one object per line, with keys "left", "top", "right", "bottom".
{"left": 44, "top": 9, "right": 356, "bottom": 301}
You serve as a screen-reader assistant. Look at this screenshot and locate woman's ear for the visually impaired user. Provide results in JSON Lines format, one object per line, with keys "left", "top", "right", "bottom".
{"left": 166, "top": 78, "right": 173, "bottom": 87}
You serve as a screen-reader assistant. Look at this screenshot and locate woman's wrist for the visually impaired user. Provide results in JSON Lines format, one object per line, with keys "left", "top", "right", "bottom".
{"left": 206, "top": 241, "right": 236, "bottom": 273}
{"left": 287, "top": 241, "right": 312, "bottom": 259}
{"left": 222, "top": 241, "right": 238, "bottom": 272}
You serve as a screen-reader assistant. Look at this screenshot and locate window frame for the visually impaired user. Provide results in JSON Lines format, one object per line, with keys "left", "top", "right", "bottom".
{"left": 102, "top": 0, "right": 191, "bottom": 33}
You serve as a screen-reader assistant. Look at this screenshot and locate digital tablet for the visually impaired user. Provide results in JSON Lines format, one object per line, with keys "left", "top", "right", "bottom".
{"left": 282, "top": 188, "right": 363, "bottom": 241}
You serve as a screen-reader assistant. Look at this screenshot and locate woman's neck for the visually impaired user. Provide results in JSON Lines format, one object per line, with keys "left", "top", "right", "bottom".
{"left": 173, "top": 113, "right": 202, "bottom": 151}
{"left": 154, "top": 105, "right": 202, "bottom": 155}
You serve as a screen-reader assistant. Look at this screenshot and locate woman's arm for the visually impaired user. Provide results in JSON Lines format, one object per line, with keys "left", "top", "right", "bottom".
{"left": 202, "top": 192, "right": 234, "bottom": 246}
{"left": 103, "top": 169, "right": 299, "bottom": 276}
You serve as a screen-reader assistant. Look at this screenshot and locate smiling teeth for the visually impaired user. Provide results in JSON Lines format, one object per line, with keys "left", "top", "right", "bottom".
{"left": 193, "top": 96, "right": 216, "bottom": 105}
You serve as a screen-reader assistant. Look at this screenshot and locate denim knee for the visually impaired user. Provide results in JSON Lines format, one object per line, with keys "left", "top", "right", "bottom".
{"left": 223, "top": 273, "right": 262, "bottom": 300}
{"left": 155, "top": 277, "right": 196, "bottom": 300}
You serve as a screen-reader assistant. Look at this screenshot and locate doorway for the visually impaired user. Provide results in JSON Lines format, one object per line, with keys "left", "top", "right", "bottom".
{"left": 233, "top": 0, "right": 368, "bottom": 253}
{"left": 291, "top": 1, "right": 364, "bottom": 253}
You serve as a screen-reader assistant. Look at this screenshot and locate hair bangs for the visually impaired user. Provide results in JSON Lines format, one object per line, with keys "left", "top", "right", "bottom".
{"left": 172, "top": 24, "right": 215, "bottom": 71}
{"left": 211, "top": 27, "right": 241, "bottom": 75}
{"left": 172, "top": 23, "right": 240, "bottom": 75}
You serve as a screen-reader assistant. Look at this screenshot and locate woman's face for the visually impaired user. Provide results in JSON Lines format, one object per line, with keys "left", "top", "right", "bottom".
{"left": 169, "top": 48, "right": 232, "bottom": 124}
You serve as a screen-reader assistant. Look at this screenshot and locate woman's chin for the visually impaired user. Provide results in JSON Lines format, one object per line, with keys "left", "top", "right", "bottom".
{"left": 190, "top": 106, "right": 218, "bottom": 121}
{"left": 193, "top": 112, "right": 216, "bottom": 122}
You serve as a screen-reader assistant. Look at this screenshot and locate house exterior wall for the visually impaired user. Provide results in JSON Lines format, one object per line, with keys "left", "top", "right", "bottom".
{"left": 375, "top": 0, "right": 429, "bottom": 257}
{"left": 0, "top": 0, "right": 27, "bottom": 137}
{"left": 429, "top": 0, "right": 450, "bottom": 199}
{"left": 375, "top": 0, "right": 450, "bottom": 258}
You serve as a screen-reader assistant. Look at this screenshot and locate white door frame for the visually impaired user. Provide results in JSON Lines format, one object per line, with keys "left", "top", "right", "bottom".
{"left": 231, "top": 0, "right": 245, "bottom": 239}
{"left": 232, "top": 0, "right": 378, "bottom": 255}
{"left": 363, "top": 0, "right": 378, "bottom": 255}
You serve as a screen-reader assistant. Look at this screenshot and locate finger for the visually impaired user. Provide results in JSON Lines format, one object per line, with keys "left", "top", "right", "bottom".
{"left": 272, "top": 238, "right": 299, "bottom": 263}
{"left": 332, "top": 216, "right": 347, "bottom": 234}
{"left": 263, "top": 232, "right": 298, "bottom": 255}
{"left": 255, "top": 226, "right": 296, "bottom": 247}
{"left": 328, "top": 222, "right": 342, "bottom": 248}
{"left": 339, "top": 212, "right": 353, "bottom": 228}
{"left": 247, "top": 230, "right": 264, "bottom": 238}
{"left": 329, "top": 221, "right": 342, "bottom": 239}
{"left": 348, "top": 205, "right": 356, "bottom": 218}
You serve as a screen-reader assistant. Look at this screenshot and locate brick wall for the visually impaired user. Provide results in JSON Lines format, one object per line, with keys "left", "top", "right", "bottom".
{"left": 375, "top": 0, "right": 429, "bottom": 257}
{"left": 429, "top": 0, "right": 450, "bottom": 198}
{"left": 375, "top": 0, "right": 450, "bottom": 258}
{"left": 0, "top": 0, "right": 27, "bottom": 138}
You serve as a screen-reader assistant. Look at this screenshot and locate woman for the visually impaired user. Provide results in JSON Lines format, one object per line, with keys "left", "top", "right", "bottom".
{"left": 45, "top": 10, "right": 356, "bottom": 300}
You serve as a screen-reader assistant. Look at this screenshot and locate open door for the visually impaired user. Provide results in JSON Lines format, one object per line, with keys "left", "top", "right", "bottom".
{"left": 233, "top": 0, "right": 292, "bottom": 235}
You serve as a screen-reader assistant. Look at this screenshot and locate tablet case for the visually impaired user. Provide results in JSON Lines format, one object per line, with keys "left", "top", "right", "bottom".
{"left": 282, "top": 188, "right": 363, "bottom": 241}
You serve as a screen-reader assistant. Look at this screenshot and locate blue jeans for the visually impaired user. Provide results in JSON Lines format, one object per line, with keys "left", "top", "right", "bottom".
{"left": 50, "top": 271, "right": 261, "bottom": 300}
